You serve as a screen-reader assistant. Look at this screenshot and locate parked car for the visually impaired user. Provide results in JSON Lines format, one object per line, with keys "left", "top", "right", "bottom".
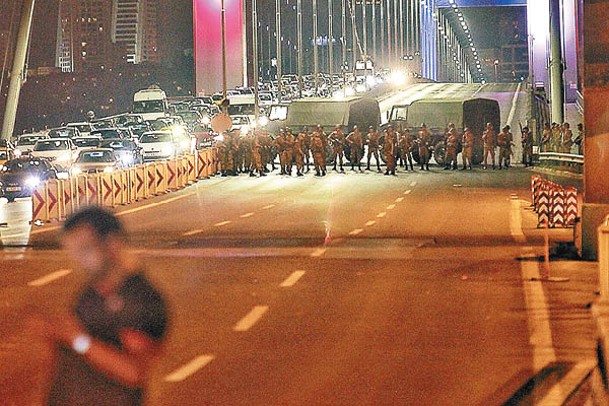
{"left": 0, "top": 157, "right": 59, "bottom": 202}
{"left": 0, "top": 139, "right": 15, "bottom": 166}
{"left": 14, "top": 133, "right": 49, "bottom": 156}
{"left": 47, "top": 127, "right": 80, "bottom": 139}
{"left": 73, "top": 136, "right": 102, "bottom": 152}
{"left": 100, "top": 138, "right": 143, "bottom": 166}
{"left": 90, "top": 128, "right": 130, "bottom": 140}
{"left": 30, "top": 138, "right": 77, "bottom": 170}
{"left": 140, "top": 131, "right": 188, "bottom": 161}
{"left": 66, "top": 122, "right": 95, "bottom": 137}
{"left": 70, "top": 148, "right": 122, "bottom": 175}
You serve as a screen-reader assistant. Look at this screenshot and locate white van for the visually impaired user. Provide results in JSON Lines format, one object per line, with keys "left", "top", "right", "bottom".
{"left": 132, "top": 86, "right": 169, "bottom": 122}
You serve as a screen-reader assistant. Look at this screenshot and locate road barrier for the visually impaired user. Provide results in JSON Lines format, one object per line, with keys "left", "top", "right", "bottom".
{"left": 538, "top": 152, "right": 584, "bottom": 174}
{"left": 530, "top": 175, "right": 578, "bottom": 228}
{"left": 31, "top": 149, "right": 219, "bottom": 223}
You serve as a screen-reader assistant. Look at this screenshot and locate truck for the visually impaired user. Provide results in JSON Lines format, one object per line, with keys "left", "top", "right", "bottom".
{"left": 386, "top": 97, "right": 501, "bottom": 165}
{"left": 265, "top": 97, "right": 382, "bottom": 163}
{"left": 132, "top": 86, "right": 169, "bottom": 122}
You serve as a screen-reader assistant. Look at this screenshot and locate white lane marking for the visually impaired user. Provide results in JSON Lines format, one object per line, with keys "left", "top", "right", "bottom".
{"left": 240, "top": 212, "right": 255, "bottom": 218}
{"left": 506, "top": 82, "right": 523, "bottom": 127}
{"left": 262, "top": 204, "right": 275, "bottom": 210}
{"left": 234, "top": 306, "right": 269, "bottom": 332}
{"left": 310, "top": 248, "right": 327, "bottom": 257}
{"left": 377, "top": 212, "right": 386, "bottom": 218}
{"left": 280, "top": 271, "right": 306, "bottom": 287}
{"left": 510, "top": 199, "right": 526, "bottom": 243}
{"left": 28, "top": 269, "right": 72, "bottom": 287}
{"left": 365, "top": 220, "right": 376, "bottom": 226}
{"left": 117, "top": 193, "right": 195, "bottom": 216}
{"left": 403, "top": 190, "right": 412, "bottom": 195}
{"left": 164, "top": 355, "right": 215, "bottom": 382}
{"left": 349, "top": 229, "right": 364, "bottom": 236}
{"left": 386, "top": 204, "right": 396, "bottom": 210}
{"left": 538, "top": 361, "right": 597, "bottom": 406}
{"left": 521, "top": 252, "right": 557, "bottom": 371}
{"left": 395, "top": 197, "right": 404, "bottom": 203}
{"left": 183, "top": 229, "right": 204, "bottom": 236}
{"left": 410, "top": 181, "right": 417, "bottom": 187}
{"left": 214, "top": 220, "right": 231, "bottom": 227}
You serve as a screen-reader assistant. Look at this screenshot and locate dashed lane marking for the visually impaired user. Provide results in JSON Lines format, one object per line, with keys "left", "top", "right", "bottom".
{"left": 240, "top": 212, "right": 255, "bottom": 218}
{"left": 410, "top": 181, "right": 417, "bottom": 187}
{"left": 234, "top": 306, "right": 269, "bottom": 332}
{"left": 395, "top": 197, "right": 404, "bottom": 203}
{"left": 365, "top": 220, "right": 376, "bottom": 226}
{"left": 214, "top": 221, "right": 231, "bottom": 227}
{"left": 403, "top": 190, "right": 412, "bottom": 195}
{"left": 310, "top": 248, "right": 327, "bottom": 257}
{"left": 28, "top": 269, "right": 72, "bottom": 287}
{"left": 386, "top": 204, "right": 396, "bottom": 210}
{"left": 377, "top": 212, "right": 386, "bottom": 218}
{"left": 262, "top": 204, "right": 275, "bottom": 210}
{"left": 349, "top": 229, "right": 364, "bottom": 236}
{"left": 164, "top": 355, "right": 215, "bottom": 382}
{"left": 183, "top": 229, "right": 204, "bottom": 236}
{"left": 280, "top": 271, "right": 306, "bottom": 287}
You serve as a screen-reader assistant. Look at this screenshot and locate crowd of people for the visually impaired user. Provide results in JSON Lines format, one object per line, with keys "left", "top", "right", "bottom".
{"left": 215, "top": 120, "right": 572, "bottom": 177}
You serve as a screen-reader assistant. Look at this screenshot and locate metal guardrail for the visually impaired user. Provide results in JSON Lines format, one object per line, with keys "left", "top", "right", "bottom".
{"left": 538, "top": 152, "right": 584, "bottom": 165}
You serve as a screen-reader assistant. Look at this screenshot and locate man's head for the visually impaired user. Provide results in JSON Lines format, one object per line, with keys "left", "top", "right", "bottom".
{"left": 63, "top": 206, "right": 126, "bottom": 274}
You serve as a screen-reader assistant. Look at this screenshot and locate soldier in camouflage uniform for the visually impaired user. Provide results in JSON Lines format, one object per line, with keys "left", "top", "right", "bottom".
{"left": 366, "top": 126, "right": 382, "bottom": 172}
{"left": 346, "top": 125, "right": 364, "bottom": 172}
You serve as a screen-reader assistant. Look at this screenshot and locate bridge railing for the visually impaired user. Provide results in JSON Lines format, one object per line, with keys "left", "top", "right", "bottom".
{"left": 537, "top": 152, "right": 584, "bottom": 174}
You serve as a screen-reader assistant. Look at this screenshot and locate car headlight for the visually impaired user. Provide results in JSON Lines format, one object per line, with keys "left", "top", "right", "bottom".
{"left": 202, "top": 117, "right": 211, "bottom": 125}
{"left": 161, "top": 145, "right": 175, "bottom": 156}
{"left": 103, "top": 166, "right": 114, "bottom": 173}
{"left": 241, "top": 125, "right": 250, "bottom": 135}
{"left": 71, "top": 167, "right": 82, "bottom": 175}
{"left": 25, "top": 176, "right": 41, "bottom": 188}
{"left": 121, "top": 154, "right": 134, "bottom": 165}
{"left": 14, "top": 149, "right": 22, "bottom": 157}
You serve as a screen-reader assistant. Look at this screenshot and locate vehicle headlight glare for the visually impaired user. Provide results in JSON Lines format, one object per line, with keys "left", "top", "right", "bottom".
{"left": 25, "top": 176, "right": 41, "bottom": 188}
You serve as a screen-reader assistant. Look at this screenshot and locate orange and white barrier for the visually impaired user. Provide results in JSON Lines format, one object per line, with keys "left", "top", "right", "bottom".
{"left": 531, "top": 175, "right": 578, "bottom": 228}
{"left": 31, "top": 149, "right": 219, "bottom": 224}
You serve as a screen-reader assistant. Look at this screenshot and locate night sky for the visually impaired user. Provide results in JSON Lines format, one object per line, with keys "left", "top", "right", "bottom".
{"left": 4, "top": 1, "right": 524, "bottom": 70}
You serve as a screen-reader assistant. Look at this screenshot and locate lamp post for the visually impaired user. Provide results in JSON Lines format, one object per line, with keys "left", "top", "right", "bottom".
{"left": 313, "top": 0, "right": 319, "bottom": 95}
{"left": 252, "top": 0, "right": 260, "bottom": 123}
{"left": 221, "top": 0, "right": 227, "bottom": 100}
{"left": 329, "top": 0, "right": 334, "bottom": 93}
{"left": 275, "top": 0, "right": 282, "bottom": 97}
{"left": 297, "top": 0, "right": 303, "bottom": 98}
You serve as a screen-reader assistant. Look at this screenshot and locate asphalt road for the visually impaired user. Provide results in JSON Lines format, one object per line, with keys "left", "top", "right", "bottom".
{"left": 0, "top": 164, "right": 595, "bottom": 405}
{"left": 0, "top": 83, "right": 596, "bottom": 405}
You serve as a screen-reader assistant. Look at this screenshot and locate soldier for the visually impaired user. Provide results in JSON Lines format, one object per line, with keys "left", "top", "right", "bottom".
{"left": 551, "top": 122, "right": 561, "bottom": 152}
{"left": 329, "top": 125, "right": 346, "bottom": 172}
{"left": 294, "top": 127, "right": 308, "bottom": 176}
{"left": 444, "top": 126, "right": 459, "bottom": 170}
{"left": 365, "top": 126, "right": 382, "bottom": 172}
{"left": 250, "top": 129, "right": 267, "bottom": 176}
{"left": 282, "top": 128, "right": 296, "bottom": 175}
{"left": 461, "top": 127, "right": 474, "bottom": 170}
{"left": 497, "top": 125, "right": 513, "bottom": 169}
{"left": 540, "top": 122, "right": 552, "bottom": 152}
{"left": 574, "top": 123, "right": 584, "bottom": 155}
{"left": 521, "top": 126, "right": 534, "bottom": 167}
{"left": 216, "top": 134, "right": 230, "bottom": 177}
{"left": 310, "top": 130, "right": 326, "bottom": 176}
{"left": 275, "top": 128, "right": 287, "bottom": 174}
{"left": 561, "top": 122, "right": 573, "bottom": 153}
{"left": 314, "top": 124, "right": 328, "bottom": 174}
{"left": 346, "top": 125, "right": 364, "bottom": 172}
{"left": 482, "top": 122, "right": 496, "bottom": 169}
{"left": 240, "top": 130, "right": 253, "bottom": 174}
{"left": 383, "top": 125, "right": 397, "bottom": 175}
{"left": 398, "top": 128, "right": 414, "bottom": 171}
{"left": 301, "top": 127, "right": 312, "bottom": 172}
{"left": 418, "top": 123, "right": 432, "bottom": 171}
{"left": 259, "top": 130, "right": 274, "bottom": 172}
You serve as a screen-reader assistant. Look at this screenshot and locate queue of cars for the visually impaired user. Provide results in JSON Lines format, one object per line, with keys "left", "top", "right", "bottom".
{"left": 1, "top": 111, "right": 201, "bottom": 202}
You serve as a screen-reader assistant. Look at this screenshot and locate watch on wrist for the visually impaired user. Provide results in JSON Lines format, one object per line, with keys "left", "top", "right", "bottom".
{"left": 72, "top": 334, "right": 92, "bottom": 355}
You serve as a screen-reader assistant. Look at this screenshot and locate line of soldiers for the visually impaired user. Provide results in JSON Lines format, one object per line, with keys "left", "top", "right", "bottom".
{"left": 216, "top": 120, "right": 527, "bottom": 177}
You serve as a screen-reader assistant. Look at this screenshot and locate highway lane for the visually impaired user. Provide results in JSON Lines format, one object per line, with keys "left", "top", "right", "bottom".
{"left": 0, "top": 166, "right": 594, "bottom": 405}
